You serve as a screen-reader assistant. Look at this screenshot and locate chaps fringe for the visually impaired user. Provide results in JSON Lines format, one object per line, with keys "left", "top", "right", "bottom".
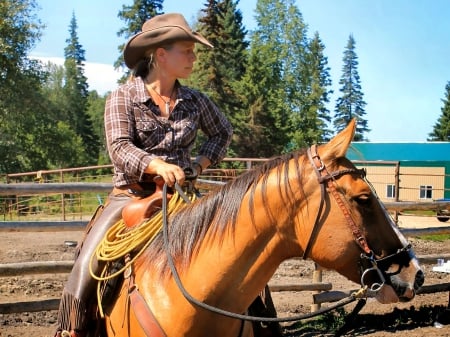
{"left": 57, "top": 292, "right": 89, "bottom": 331}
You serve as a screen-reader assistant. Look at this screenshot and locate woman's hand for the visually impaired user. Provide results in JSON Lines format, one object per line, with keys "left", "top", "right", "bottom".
{"left": 146, "top": 158, "right": 185, "bottom": 187}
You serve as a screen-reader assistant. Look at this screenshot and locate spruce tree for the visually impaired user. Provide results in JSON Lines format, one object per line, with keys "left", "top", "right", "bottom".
{"left": 428, "top": 81, "right": 450, "bottom": 141}
{"left": 189, "top": 0, "right": 249, "bottom": 158}
{"left": 307, "top": 32, "right": 333, "bottom": 143}
{"left": 240, "top": 0, "right": 312, "bottom": 156}
{"left": 64, "top": 13, "right": 99, "bottom": 164}
{"left": 286, "top": 26, "right": 333, "bottom": 149}
{"left": 333, "top": 34, "right": 369, "bottom": 141}
{"left": 114, "top": 0, "right": 164, "bottom": 77}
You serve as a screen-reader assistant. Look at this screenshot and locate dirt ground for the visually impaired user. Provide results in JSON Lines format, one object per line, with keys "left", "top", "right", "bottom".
{"left": 0, "top": 215, "right": 449, "bottom": 337}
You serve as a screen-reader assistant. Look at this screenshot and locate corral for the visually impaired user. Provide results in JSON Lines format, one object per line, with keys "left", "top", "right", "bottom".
{"left": 0, "top": 221, "right": 449, "bottom": 336}
{"left": 0, "top": 164, "right": 450, "bottom": 336}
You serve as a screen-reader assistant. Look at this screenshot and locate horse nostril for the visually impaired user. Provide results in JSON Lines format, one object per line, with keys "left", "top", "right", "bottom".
{"left": 414, "top": 270, "right": 425, "bottom": 290}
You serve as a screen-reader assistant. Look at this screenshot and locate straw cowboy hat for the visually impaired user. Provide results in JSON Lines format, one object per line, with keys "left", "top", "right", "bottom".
{"left": 123, "top": 13, "right": 213, "bottom": 69}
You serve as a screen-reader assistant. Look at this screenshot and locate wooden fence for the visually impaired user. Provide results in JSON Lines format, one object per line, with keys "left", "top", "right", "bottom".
{"left": 0, "top": 182, "right": 449, "bottom": 315}
{"left": 1, "top": 255, "right": 450, "bottom": 314}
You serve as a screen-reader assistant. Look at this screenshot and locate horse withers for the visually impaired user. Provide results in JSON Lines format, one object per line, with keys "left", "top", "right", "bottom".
{"left": 103, "top": 119, "right": 424, "bottom": 337}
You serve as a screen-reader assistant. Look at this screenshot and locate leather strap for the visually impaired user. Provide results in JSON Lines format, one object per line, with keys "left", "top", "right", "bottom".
{"left": 304, "top": 144, "right": 371, "bottom": 259}
{"left": 126, "top": 257, "right": 167, "bottom": 337}
{"left": 129, "top": 286, "right": 167, "bottom": 337}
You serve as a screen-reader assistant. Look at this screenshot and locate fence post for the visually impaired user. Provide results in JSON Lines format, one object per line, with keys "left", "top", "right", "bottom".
{"left": 394, "top": 161, "right": 400, "bottom": 222}
{"left": 310, "top": 263, "right": 322, "bottom": 312}
{"left": 60, "top": 169, "right": 66, "bottom": 221}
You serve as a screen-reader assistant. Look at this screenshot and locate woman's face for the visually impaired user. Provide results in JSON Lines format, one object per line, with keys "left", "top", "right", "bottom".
{"left": 159, "top": 41, "right": 197, "bottom": 79}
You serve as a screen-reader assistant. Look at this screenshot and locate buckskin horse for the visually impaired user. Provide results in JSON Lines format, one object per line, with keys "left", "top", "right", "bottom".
{"left": 103, "top": 119, "right": 424, "bottom": 337}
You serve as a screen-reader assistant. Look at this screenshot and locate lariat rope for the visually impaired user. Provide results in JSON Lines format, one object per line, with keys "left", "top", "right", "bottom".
{"left": 89, "top": 188, "right": 196, "bottom": 317}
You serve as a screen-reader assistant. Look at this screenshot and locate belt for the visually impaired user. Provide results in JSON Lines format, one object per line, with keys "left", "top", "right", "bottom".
{"left": 112, "top": 182, "right": 156, "bottom": 197}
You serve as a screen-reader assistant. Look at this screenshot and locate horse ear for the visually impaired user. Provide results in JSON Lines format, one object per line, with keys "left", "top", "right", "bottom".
{"left": 323, "top": 118, "right": 356, "bottom": 159}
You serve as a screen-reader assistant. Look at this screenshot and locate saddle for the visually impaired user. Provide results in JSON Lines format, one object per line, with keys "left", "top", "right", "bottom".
{"left": 122, "top": 178, "right": 173, "bottom": 228}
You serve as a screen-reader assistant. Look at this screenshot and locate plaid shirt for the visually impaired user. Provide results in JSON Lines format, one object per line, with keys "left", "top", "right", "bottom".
{"left": 105, "top": 77, "right": 233, "bottom": 187}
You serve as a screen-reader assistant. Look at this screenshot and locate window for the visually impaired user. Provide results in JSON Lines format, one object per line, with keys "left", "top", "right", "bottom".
{"left": 419, "top": 185, "right": 433, "bottom": 199}
{"left": 386, "top": 184, "right": 396, "bottom": 199}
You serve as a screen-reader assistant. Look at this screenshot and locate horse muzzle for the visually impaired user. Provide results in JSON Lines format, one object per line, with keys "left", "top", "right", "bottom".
{"left": 391, "top": 268, "right": 424, "bottom": 302}
{"left": 360, "top": 245, "right": 424, "bottom": 304}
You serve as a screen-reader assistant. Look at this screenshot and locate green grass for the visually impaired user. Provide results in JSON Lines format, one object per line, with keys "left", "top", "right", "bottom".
{"left": 415, "top": 233, "right": 450, "bottom": 242}
{"left": 402, "top": 209, "right": 436, "bottom": 216}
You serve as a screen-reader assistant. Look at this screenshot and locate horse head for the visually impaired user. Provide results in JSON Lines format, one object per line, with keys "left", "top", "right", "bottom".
{"left": 297, "top": 119, "right": 424, "bottom": 303}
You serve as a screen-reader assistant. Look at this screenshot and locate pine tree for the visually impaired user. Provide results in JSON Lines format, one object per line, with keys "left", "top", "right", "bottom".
{"left": 428, "top": 81, "right": 450, "bottom": 141}
{"left": 188, "top": 0, "right": 249, "bottom": 158}
{"left": 333, "top": 34, "right": 369, "bottom": 141}
{"left": 307, "top": 32, "right": 333, "bottom": 142}
{"left": 285, "top": 24, "right": 333, "bottom": 149}
{"left": 114, "top": 0, "right": 164, "bottom": 77}
{"left": 240, "top": 0, "right": 311, "bottom": 156}
{"left": 64, "top": 13, "right": 99, "bottom": 164}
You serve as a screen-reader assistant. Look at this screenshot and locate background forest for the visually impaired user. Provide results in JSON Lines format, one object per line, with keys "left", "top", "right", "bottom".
{"left": 1, "top": 0, "right": 449, "bottom": 174}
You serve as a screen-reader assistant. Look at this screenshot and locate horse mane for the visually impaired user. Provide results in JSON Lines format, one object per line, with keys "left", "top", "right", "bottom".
{"left": 139, "top": 149, "right": 308, "bottom": 278}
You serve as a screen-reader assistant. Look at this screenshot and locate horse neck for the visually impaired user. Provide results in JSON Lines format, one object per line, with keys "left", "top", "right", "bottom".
{"left": 182, "top": 170, "right": 302, "bottom": 311}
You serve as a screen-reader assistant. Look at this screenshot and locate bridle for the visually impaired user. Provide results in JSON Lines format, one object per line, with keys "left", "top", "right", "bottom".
{"left": 305, "top": 144, "right": 413, "bottom": 291}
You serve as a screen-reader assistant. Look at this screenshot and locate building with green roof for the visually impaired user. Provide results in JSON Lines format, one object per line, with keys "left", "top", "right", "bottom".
{"left": 347, "top": 142, "right": 450, "bottom": 201}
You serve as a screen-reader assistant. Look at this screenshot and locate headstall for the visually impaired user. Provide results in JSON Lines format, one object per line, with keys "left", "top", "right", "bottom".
{"left": 305, "top": 144, "right": 413, "bottom": 291}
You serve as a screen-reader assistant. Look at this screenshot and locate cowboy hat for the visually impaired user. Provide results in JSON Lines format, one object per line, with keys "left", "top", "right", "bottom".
{"left": 123, "top": 13, "right": 213, "bottom": 69}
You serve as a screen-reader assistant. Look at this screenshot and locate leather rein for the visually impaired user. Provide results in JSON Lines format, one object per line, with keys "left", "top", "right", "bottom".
{"left": 126, "top": 145, "right": 414, "bottom": 336}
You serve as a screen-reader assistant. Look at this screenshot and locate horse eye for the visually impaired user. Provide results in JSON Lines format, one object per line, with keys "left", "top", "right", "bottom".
{"left": 354, "top": 194, "right": 371, "bottom": 205}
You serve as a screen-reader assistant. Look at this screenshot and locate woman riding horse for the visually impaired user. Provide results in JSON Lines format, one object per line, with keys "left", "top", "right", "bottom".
{"left": 53, "top": 13, "right": 245, "bottom": 337}
{"left": 103, "top": 119, "right": 424, "bottom": 337}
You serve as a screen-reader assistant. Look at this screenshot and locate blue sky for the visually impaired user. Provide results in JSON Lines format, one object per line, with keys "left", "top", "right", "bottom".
{"left": 31, "top": 0, "right": 450, "bottom": 142}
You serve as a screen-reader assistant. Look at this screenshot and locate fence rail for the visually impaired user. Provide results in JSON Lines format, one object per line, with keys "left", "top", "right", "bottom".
{"left": 1, "top": 254, "right": 449, "bottom": 314}
{"left": 1, "top": 158, "right": 449, "bottom": 221}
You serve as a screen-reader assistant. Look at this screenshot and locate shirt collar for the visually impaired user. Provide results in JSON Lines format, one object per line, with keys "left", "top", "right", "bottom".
{"left": 132, "top": 77, "right": 195, "bottom": 104}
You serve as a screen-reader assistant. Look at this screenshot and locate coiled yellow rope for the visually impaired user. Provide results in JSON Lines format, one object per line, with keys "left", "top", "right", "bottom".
{"left": 89, "top": 189, "right": 196, "bottom": 317}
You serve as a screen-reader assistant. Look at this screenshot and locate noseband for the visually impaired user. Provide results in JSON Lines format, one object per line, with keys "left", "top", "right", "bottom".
{"left": 305, "top": 144, "right": 413, "bottom": 292}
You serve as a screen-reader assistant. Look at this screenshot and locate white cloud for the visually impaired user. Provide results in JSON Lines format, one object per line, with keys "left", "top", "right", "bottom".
{"left": 30, "top": 56, "right": 124, "bottom": 95}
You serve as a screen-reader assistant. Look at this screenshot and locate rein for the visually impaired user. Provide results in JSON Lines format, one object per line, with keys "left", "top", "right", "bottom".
{"left": 153, "top": 144, "right": 413, "bottom": 325}
{"left": 162, "top": 177, "right": 359, "bottom": 324}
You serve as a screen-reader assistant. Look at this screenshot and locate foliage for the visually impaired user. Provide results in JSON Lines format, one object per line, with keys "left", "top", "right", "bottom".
{"left": 3, "top": 0, "right": 449, "bottom": 175}
{"left": 63, "top": 13, "right": 100, "bottom": 165}
{"left": 237, "top": 0, "right": 295, "bottom": 157}
{"left": 333, "top": 34, "right": 370, "bottom": 141}
{"left": 114, "top": 0, "right": 164, "bottom": 81}
{"left": 428, "top": 81, "right": 450, "bottom": 141}
{"left": 235, "top": 0, "right": 335, "bottom": 156}
{"left": 287, "top": 28, "right": 333, "bottom": 149}
{"left": 187, "top": 0, "right": 249, "bottom": 158}
{"left": 0, "top": 0, "right": 49, "bottom": 173}
{"left": 87, "top": 91, "right": 109, "bottom": 165}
